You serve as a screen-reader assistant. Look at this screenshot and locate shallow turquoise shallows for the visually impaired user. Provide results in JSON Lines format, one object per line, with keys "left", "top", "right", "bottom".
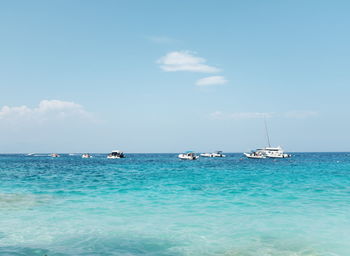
{"left": 0, "top": 153, "right": 350, "bottom": 256}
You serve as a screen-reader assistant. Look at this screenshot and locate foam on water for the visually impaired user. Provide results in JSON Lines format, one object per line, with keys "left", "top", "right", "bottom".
{"left": 0, "top": 153, "right": 349, "bottom": 255}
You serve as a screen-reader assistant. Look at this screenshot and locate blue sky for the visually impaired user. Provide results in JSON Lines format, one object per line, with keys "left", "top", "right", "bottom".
{"left": 0, "top": 0, "right": 349, "bottom": 152}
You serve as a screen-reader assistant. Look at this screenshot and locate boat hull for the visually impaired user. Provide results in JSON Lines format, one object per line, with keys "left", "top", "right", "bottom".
{"left": 107, "top": 156, "right": 125, "bottom": 159}
{"left": 178, "top": 154, "right": 199, "bottom": 160}
{"left": 200, "top": 154, "right": 226, "bottom": 158}
{"left": 244, "top": 153, "right": 266, "bottom": 159}
{"left": 266, "top": 154, "right": 291, "bottom": 158}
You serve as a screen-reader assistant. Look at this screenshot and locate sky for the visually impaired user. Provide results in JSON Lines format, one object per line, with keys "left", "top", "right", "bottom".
{"left": 0, "top": 0, "right": 350, "bottom": 153}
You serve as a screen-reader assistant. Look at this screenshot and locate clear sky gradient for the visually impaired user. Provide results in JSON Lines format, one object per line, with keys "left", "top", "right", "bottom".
{"left": 1, "top": 0, "right": 349, "bottom": 153}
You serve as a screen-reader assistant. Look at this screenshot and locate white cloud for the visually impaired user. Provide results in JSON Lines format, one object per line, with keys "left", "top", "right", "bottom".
{"left": 0, "top": 100, "right": 93, "bottom": 122}
{"left": 196, "top": 76, "right": 227, "bottom": 86}
{"left": 0, "top": 100, "right": 99, "bottom": 152}
{"left": 157, "top": 51, "right": 220, "bottom": 73}
{"left": 210, "top": 111, "right": 226, "bottom": 119}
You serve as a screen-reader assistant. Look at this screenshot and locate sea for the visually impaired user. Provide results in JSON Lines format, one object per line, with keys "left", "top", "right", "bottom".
{"left": 0, "top": 153, "right": 349, "bottom": 256}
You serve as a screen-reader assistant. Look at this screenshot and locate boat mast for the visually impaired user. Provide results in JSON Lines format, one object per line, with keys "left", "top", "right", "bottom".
{"left": 264, "top": 116, "right": 271, "bottom": 147}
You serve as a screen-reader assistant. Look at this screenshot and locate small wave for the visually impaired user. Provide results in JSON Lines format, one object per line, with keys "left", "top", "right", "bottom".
{"left": 0, "top": 246, "right": 66, "bottom": 256}
{"left": 224, "top": 237, "right": 332, "bottom": 256}
{"left": 0, "top": 193, "right": 52, "bottom": 210}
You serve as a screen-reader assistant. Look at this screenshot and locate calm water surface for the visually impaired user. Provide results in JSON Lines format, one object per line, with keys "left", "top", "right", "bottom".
{"left": 0, "top": 153, "right": 349, "bottom": 256}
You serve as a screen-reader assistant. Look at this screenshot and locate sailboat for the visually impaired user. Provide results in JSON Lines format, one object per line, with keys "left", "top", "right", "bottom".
{"left": 244, "top": 117, "right": 291, "bottom": 159}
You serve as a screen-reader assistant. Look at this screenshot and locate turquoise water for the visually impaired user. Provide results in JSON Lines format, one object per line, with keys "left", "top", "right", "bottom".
{"left": 0, "top": 153, "right": 350, "bottom": 256}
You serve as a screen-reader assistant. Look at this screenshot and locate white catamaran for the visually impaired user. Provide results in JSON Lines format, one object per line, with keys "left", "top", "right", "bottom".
{"left": 244, "top": 118, "right": 291, "bottom": 159}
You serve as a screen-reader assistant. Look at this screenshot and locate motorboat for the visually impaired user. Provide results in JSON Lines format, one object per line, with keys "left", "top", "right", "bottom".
{"left": 82, "top": 153, "right": 92, "bottom": 158}
{"left": 178, "top": 151, "right": 199, "bottom": 160}
{"left": 244, "top": 150, "right": 266, "bottom": 159}
{"left": 51, "top": 153, "right": 60, "bottom": 158}
{"left": 107, "top": 150, "right": 125, "bottom": 159}
{"left": 200, "top": 151, "right": 226, "bottom": 157}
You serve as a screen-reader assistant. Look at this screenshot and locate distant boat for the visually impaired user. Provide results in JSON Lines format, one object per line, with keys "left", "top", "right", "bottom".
{"left": 27, "top": 153, "right": 35, "bottom": 156}
{"left": 82, "top": 153, "right": 92, "bottom": 158}
{"left": 200, "top": 151, "right": 226, "bottom": 158}
{"left": 244, "top": 117, "right": 291, "bottom": 159}
{"left": 178, "top": 151, "right": 199, "bottom": 160}
{"left": 244, "top": 150, "right": 266, "bottom": 159}
{"left": 107, "top": 150, "right": 125, "bottom": 159}
{"left": 262, "top": 146, "right": 291, "bottom": 158}
{"left": 51, "top": 153, "right": 60, "bottom": 158}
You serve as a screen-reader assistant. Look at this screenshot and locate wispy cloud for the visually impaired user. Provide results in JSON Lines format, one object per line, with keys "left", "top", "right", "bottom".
{"left": 210, "top": 111, "right": 271, "bottom": 120}
{"left": 196, "top": 76, "right": 228, "bottom": 86}
{"left": 157, "top": 51, "right": 220, "bottom": 73}
{"left": 210, "top": 111, "right": 319, "bottom": 120}
{"left": 0, "top": 100, "right": 93, "bottom": 123}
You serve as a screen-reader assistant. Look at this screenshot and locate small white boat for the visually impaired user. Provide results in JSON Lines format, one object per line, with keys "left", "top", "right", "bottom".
{"left": 244, "top": 151, "right": 266, "bottom": 159}
{"left": 27, "top": 153, "right": 35, "bottom": 156}
{"left": 82, "top": 153, "right": 92, "bottom": 158}
{"left": 51, "top": 153, "right": 60, "bottom": 158}
{"left": 107, "top": 150, "right": 125, "bottom": 159}
{"left": 200, "top": 151, "right": 226, "bottom": 158}
{"left": 178, "top": 151, "right": 199, "bottom": 160}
